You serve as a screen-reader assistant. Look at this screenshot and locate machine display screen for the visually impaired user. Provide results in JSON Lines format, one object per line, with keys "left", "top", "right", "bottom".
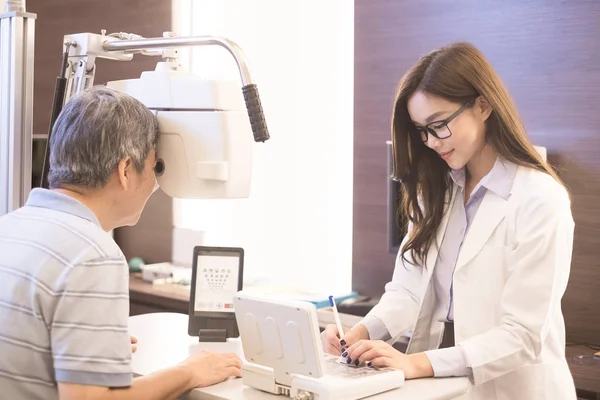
{"left": 193, "top": 253, "right": 240, "bottom": 313}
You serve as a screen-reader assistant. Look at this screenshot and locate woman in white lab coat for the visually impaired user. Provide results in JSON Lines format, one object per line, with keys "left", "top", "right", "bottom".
{"left": 322, "top": 42, "right": 577, "bottom": 400}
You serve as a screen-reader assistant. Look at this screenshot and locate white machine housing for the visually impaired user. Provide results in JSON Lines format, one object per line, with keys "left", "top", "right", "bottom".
{"left": 107, "top": 62, "right": 253, "bottom": 199}
{"left": 233, "top": 292, "right": 405, "bottom": 400}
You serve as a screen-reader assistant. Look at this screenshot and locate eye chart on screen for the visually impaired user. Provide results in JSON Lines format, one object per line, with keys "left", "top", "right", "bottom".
{"left": 194, "top": 254, "right": 241, "bottom": 313}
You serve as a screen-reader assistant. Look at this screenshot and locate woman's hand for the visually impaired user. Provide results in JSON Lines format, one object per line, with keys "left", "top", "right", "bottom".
{"left": 321, "top": 324, "right": 370, "bottom": 355}
{"left": 344, "top": 339, "right": 434, "bottom": 379}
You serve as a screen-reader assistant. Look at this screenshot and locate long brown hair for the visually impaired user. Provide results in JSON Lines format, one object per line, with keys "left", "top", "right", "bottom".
{"left": 391, "top": 42, "right": 565, "bottom": 266}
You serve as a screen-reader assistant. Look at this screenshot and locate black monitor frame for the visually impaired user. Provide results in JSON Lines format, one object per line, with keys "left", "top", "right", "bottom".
{"left": 188, "top": 246, "right": 244, "bottom": 342}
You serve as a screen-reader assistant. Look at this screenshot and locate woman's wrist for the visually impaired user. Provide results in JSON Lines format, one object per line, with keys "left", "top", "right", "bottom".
{"left": 352, "top": 324, "right": 371, "bottom": 341}
{"left": 407, "top": 353, "right": 434, "bottom": 379}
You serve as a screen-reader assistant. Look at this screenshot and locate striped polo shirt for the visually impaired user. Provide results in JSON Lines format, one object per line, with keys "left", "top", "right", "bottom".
{"left": 0, "top": 188, "right": 132, "bottom": 400}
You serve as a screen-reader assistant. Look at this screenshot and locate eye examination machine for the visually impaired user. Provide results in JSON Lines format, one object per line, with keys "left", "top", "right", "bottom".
{"left": 0, "top": 1, "right": 269, "bottom": 217}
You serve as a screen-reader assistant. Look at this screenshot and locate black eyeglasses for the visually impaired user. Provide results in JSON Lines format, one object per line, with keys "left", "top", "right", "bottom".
{"left": 412, "top": 100, "right": 475, "bottom": 142}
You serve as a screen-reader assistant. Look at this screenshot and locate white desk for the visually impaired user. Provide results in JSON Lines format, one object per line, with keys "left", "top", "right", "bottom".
{"left": 129, "top": 313, "right": 471, "bottom": 400}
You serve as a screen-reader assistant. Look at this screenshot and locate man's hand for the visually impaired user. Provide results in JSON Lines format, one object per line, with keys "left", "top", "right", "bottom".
{"left": 321, "top": 324, "right": 369, "bottom": 355}
{"left": 130, "top": 336, "right": 138, "bottom": 353}
{"left": 181, "top": 351, "right": 242, "bottom": 388}
{"left": 344, "top": 340, "right": 433, "bottom": 379}
{"left": 58, "top": 351, "right": 243, "bottom": 400}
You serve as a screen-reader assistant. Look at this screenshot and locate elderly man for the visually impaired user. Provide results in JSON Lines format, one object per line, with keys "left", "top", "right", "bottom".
{"left": 0, "top": 86, "right": 242, "bottom": 400}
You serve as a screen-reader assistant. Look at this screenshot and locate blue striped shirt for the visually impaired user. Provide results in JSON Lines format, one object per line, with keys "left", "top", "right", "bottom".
{"left": 0, "top": 188, "right": 132, "bottom": 400}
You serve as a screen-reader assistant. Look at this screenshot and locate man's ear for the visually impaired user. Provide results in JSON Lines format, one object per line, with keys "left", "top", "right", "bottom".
{"left": 477, "top": 96, "right": 493, "bottom": 121}
{"left": 117, "top": 157, "right": 133, "bottom": 190}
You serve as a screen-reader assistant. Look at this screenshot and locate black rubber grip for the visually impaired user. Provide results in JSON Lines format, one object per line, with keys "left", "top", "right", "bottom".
{"left": 242, "top": 84, "right": 270, "bottom": 142}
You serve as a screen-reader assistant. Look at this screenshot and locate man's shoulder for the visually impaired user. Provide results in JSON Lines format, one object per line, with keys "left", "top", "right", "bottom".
{"left": 5, "top": 205, "right": 124, "bottom": 262}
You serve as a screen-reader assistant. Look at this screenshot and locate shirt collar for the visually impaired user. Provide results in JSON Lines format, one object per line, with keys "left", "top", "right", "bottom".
{"left": 449, "top": 157, "right": 517, "bottom": 200}
{"left": 25, "top": 188, "right": 102, "bottom": 227}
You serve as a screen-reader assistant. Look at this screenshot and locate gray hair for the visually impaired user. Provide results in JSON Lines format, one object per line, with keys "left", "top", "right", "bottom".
{"left": 48, "top": 86, "right": 159, "bottom": 189}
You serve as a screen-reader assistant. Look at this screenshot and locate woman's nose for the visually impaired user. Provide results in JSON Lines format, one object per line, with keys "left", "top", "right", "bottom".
{"left": 426, "top": 135, "right": 442, "bottom": 150}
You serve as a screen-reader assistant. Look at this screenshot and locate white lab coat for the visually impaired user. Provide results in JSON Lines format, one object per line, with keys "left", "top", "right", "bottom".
{"left": 366, "top": 165, "right": 578, "bottom": 400}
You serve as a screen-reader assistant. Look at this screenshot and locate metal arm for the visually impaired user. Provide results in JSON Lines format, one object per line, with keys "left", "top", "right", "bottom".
{"left": 103, "top": 35, "right": 253, "bottom": 85}
{"left": 61, "top": 31, "right": 269, "bottom": 142}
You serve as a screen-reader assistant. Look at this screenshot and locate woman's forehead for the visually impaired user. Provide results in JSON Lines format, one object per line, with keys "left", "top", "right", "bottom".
{"left": 408, "top": 92, "right": 455, "bottom": 125}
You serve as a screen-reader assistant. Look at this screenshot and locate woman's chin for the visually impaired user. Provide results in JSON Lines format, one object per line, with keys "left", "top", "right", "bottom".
{"left": 445, "top": 155, "right": 464, "bottom": 170}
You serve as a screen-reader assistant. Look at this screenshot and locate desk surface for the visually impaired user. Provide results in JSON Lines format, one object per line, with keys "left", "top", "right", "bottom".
{"left": 129, "top": 275, "right": 190, "bottom": 316}
{"left": 128, "top": 312, "right": 470, "bottom": 400}
{"left": 566, "top": 345, "right": 600, "bottom": 394}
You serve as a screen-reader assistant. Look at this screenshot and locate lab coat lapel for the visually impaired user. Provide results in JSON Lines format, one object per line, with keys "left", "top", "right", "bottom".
{"left": 425, "top": 184, "right": 457, "bottom": 273}
{"left": 455, "top": 190, "right": 507, "bottom": 271}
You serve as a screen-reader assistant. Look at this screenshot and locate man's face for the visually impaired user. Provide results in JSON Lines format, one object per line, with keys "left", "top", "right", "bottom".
{"left": 115, "top": 147, "right": 159, "bottom": 227}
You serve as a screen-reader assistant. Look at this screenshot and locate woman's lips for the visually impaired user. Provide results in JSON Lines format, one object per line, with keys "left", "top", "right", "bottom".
{"left": 439, "top": 150, "right": 454, "bottom": 160}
